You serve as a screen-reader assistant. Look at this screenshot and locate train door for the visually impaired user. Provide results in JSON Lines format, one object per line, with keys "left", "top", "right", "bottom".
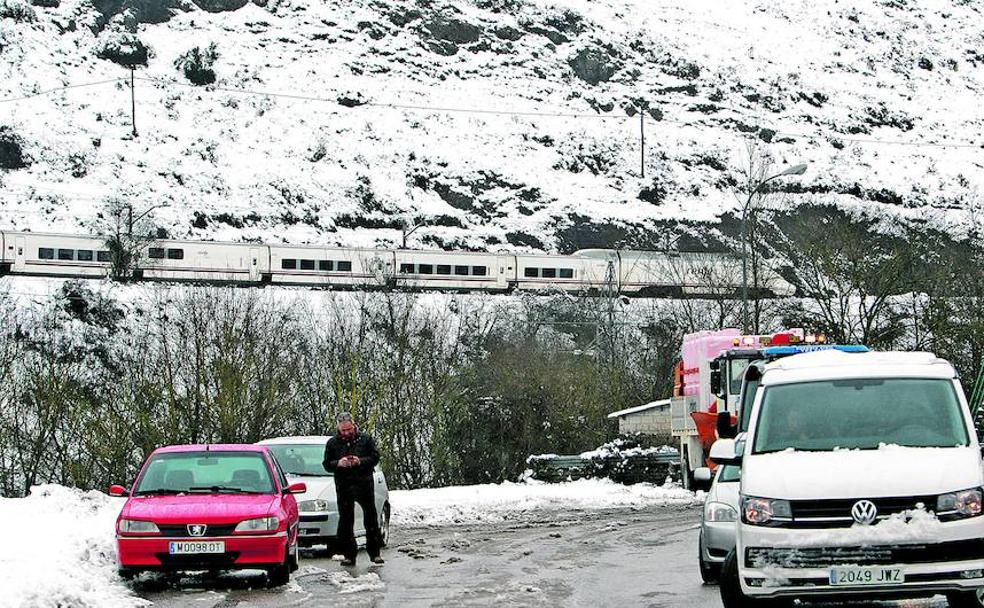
{"left": 249, "top": 248, "right": 260, "bottom": 281}
{"left": 497, "top": 255, "right": 513, "bottom": 289}
{"left": 14, "top": 236, "right": 25, "bottom": 269}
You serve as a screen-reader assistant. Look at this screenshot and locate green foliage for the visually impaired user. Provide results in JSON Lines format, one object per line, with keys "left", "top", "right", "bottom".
{"left": 174, "top": 43, "right": 218, "bottom": 85}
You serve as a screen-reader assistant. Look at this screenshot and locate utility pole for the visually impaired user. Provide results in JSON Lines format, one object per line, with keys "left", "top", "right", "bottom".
{"left": 639, "top": 110, "right": 646, "bottom": 179}
{"left": 740, "top": 163, "right": 808, "bottom": 333}
{"left": 129, "top": 66, "right": 137, "bottom": 138}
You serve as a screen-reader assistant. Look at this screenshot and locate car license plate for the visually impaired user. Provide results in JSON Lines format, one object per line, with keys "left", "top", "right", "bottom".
{"left": 168, "top": 541, "right": 225, "bottom": 555}
{"left": 829, "top": 566, "right": 903, "bottom": 586}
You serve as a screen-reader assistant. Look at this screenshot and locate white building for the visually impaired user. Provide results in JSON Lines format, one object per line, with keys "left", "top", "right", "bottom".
{"left": 607, "top": 399, "right": 672, "bottom": 437}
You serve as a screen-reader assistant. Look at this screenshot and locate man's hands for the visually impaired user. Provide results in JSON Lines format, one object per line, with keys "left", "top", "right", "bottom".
{"left": 337, "top": 455, "right": 362, "bottom": 469}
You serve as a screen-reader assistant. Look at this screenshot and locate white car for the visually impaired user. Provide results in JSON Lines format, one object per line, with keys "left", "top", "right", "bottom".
{"left": 258, "top": 436, "right": 390, "bottom": 552}
{"left": 697, "top": 464, "right": 740, "bottom": 583}
{"left": 713, "top": 351, "right": 984, "bottom": 608}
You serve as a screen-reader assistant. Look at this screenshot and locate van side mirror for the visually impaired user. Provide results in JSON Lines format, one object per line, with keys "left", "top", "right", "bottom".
{"left": 694, "top": 467, "right": 712, "bottom": 483}
{"left": 717, "top": 410, "right": 737, "bottom": 439}
{"left": 108, "top": 484, "right": 127, "bottom": 497}
{"left": 710, "top": 439, "right": 742, "bottom": 466}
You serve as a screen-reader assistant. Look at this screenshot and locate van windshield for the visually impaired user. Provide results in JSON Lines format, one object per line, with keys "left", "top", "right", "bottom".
{"left": 752, "top": 378, "right": 968, "bottom": 453}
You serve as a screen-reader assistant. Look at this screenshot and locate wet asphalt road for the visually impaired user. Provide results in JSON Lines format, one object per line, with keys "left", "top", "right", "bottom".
{"left": 132, "top": 505, "right": 948, "bottom": 608}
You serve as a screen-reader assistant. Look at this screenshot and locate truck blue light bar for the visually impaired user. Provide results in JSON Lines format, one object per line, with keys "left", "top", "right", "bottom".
{"left": 762, "top": 344, "right": 869, "bottom": 357}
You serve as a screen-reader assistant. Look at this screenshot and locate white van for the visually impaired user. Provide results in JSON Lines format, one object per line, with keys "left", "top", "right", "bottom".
{"left": 712, "top": 351, "right": 984, "bottom": 608}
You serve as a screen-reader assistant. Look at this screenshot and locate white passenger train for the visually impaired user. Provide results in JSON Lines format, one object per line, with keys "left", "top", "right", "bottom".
{"left": 0, "top": 231, "right": 795, "bottom": 297}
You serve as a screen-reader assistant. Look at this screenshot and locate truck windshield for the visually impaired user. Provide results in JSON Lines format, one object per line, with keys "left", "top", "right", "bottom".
{"left": 753, "top": 378, "right": 969, "bottom": 453}
{"left": 729, "top": 359, "right": 751, "bottom": 395}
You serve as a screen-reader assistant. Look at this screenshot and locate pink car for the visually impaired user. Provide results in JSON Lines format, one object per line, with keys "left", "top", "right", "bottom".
{"left": 111, "top": 444, "right": 305, "bottom": 586}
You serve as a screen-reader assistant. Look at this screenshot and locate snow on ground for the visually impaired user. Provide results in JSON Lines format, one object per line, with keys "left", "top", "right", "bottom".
{"left": 0, "top": 479, "right": 696, "bottom": 607}
{"left": 390, "top": 478, "right": 700, "bottom": 527}
{"left": 0, "top": 485, "right": 141, "bottom": 608}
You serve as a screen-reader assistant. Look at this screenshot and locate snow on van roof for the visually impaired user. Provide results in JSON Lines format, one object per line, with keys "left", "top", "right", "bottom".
{"left": 763, "top": 350, "right": 955, "bottom": 384}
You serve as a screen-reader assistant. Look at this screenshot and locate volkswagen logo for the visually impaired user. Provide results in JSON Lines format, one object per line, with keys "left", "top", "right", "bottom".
{"left": 187, "top": 524, "right": 207, "bottom": 537}
{"left": 851, "top": 500, "right": 878, "bottom": 525}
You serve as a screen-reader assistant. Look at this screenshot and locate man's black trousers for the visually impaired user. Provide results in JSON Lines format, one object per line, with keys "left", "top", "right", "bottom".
{"left": 335, "top": 477, "right": 383, "bottom": 560}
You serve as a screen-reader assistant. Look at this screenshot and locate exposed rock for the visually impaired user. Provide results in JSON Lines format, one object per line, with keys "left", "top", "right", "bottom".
{"left": 190, "top": 0, "right": 247, "bottom": 12}
{"left": 387, "top": 6, "right": 421, "bottom": 27}
{"left": 0, "top": 126, "right": 29, "bottom": 170}
{"left": 424, "top": 16, "right": 483, "bottom": 45}
{"left": 569, "top": 45, "right": 619, "bottom": 85}
{"left": 494, "top": 25, "right": 522, "bottom": 41}
{"left": 918, "top": 56, "right": 934, "bottom": 70}
{"left": 31, "top": 0, "right": 60, "bottom": 8}
{"left": 425, "top": 39, "right": 458, "bottom": 56}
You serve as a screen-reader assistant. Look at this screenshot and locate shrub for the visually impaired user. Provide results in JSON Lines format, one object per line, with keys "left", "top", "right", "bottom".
{"left": 174, "top": 43, "right": 218, "bottom": 85}
{"left": 0, "top": 0, "right": 36, "bottom": 22}
{"left": 0, "top": 126, "right": 29, "bottom": 169}
{"left": 94, "top": 32, "right": 150, "bottom": 67}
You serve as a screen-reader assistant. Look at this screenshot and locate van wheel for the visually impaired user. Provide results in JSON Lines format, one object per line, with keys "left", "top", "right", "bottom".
{"left": 698, "top": 532, "right": 720, "bottom": 584}
{"left": 719, "top": 550, "right": 790, "bottom": 608}
{"left": 946, "top": 590, "right": 984, "bottom": 607}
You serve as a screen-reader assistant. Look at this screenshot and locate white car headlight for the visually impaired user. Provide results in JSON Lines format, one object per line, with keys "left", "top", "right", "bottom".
{"left": 118, "top": 519, "right": 160, "bottom": 535}
{"left": 234, "top": 516, "right": 279, "bottom": 533}
{"left": 705, "top": 501, "right": 738, "bottom": 522}
{"left": 742, "top": 496, "right": 792, "bottom": 526}
{"left": 298, "top": 499, "right": 330, "bottom": 513}
{"left": 938, "top": 489, "right": 983, "bottom": 518}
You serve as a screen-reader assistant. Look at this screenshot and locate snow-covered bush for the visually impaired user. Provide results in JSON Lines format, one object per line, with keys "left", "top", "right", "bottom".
{"left": 0, "top": 0, "right": 35, "bottom": 22}
{"left": 94, "top": 31, "right": 150, "bottom": 67}
{"left": 174, "top": 42, "right": 219, "bottom": 85}
{"left": 0, "top": 125, "right": 29, "bottom": 169}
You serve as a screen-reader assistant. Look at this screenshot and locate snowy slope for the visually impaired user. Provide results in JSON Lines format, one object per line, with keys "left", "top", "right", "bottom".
{"left": 0, "top": 0, "right": 982, "bottom": 253}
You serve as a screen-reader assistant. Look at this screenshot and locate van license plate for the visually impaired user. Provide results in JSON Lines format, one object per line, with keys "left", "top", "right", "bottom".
{"left": 168, "top": 541, "right": 225, "bottom": 555}
{"left": 829, "top": 566, "right": 903, "bottom": 586}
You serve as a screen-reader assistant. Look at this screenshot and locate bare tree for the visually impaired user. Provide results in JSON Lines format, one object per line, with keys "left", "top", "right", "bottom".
{"left": 97, "top": 199, "right": 165, "bottom": 281}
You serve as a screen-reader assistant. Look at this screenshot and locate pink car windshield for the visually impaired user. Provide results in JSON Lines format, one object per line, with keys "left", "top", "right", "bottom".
{"left": 134, "top": 451, "right": 275, "bottom": 495}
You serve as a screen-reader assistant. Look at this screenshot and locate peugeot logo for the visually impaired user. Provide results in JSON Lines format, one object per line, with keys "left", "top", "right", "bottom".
{"left": 187, "top": 524, "right": 207, "bottom": 537}
{"left": 851, "top": 500, "right": 878, "bottom": 525}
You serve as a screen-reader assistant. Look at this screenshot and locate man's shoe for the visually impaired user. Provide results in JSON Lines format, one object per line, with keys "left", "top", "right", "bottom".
{"left": 370, "top": 556, "right": 385, "bottom": 564}
{"left": 340, "top": 558, "right": 357, "bottom": 567}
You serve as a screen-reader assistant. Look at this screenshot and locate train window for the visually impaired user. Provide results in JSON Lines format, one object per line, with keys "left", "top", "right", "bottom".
{"left": 148, "top": 248, "right": 165, "bottom": 259}
{"left": 167, "top": 249, "right": 184, "bottom": 260}
{"left": 418, "top": 264, "right": 433, "bottom": 275}
{"left": 524, "top": 267, "right": 538, "bottom": 278}
{"left": 319, "top": 260, "right": 333, "bottom": 271}
{"left": 337, "top": 261, "right": 352, "bottom": 272}
{"left": 472, "top": 266, "right": 487, "bottom": 276}
{"left": 97, "top": 251, "right": 111, "bottom": 262}
{"left": 542, "top": 268, "right": 557, "bottom": 279}
{"left": 300, "top": 259, "right": 316, "bottom": 270}
{"left": 39, "top": 248, "right": 55, "bottom": 260}
{"left": 58, "top": 249, "right": 74, "bottom": 261}
{"left": 559, "top": 268, "right": 574, "bottom": 279}
{"left": 400, "top": 263, "right": 414, "bottom": 274}
{"left": 77, "top": 250, "right": 94, "bottom": 262}
{"left": 454, "top": 265, "right": 469, "bottom": 276}
{"left": 281, "top": 258, "right": 297, "bottom": 270}
{"left": 436, "top": 265, "right": 451, "bottom": 275}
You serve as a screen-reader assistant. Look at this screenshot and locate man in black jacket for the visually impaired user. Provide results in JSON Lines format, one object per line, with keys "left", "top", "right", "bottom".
{"left": 323, "top": 412, "right": 384, "bottom": 566}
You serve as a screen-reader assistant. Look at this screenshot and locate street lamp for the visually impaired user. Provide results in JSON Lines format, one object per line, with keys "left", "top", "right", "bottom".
{"left": 740, "top": 163, "right": 807, "bottom": 333}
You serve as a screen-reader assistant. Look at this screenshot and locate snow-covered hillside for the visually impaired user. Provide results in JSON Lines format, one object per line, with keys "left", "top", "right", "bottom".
{"left": 1, "top": 0, "right": 982, "bottom": 252}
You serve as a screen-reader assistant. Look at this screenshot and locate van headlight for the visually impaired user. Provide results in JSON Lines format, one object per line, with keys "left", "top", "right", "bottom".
{"left": 118, "top": 519, "right": 160, "bottom": 535}
{"left": 298, "top": 499, "right": 330, "bottom": 513}
{"left": 938, "top": 489, "right": 983, "bottom": 518}
{"left": 234, "top": 516, "right": 279, "bottom": 533}
{"left": 742, "top": 496, "right": 792, "bottom": 526}
{"left": 705, "top": 501, "right": 737, "bottom": 522}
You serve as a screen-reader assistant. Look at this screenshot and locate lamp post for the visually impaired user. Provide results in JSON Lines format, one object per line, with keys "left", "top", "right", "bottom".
{"left": 740, "top": 163, "right": 807, "bottom": 333}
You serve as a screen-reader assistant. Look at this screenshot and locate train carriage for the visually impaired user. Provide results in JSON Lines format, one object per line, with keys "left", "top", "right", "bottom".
{"left": 139, "top": 240, "right": 266, "bottom": 283}
{"left": 268, "top": 245, "right": 394, "bottom": 288}
{"left": 514, "top": 253, "right": 612, "bottom": 293}
{"left": 393, "top": 250, "right": 511, "bottom": 291}
{"left": 1, "top": 232, "right": 113, "bottom": 278}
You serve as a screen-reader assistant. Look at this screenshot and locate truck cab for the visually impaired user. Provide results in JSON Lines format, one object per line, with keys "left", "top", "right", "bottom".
{"left": 714, "top": 350, "right": 984, "bottom": 608}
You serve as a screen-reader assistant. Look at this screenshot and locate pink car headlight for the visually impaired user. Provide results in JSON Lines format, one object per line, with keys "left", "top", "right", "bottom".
{"left": 234, "top": 516, "right": 279, "bottom": 533}
{"left": 118, "top": 519, "right": 160, "bottom": 535}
